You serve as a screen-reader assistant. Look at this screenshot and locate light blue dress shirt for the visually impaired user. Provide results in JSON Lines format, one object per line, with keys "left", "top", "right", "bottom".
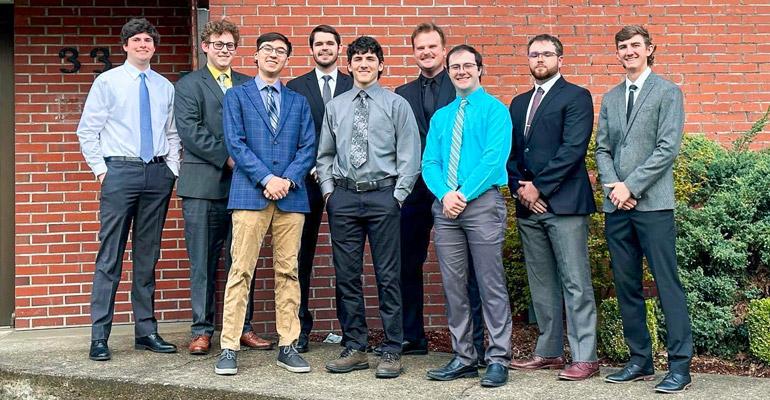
{"left": 422, "top": 87, "right": 512, "bottom": 202}
{"left": 76, "top": 62, "right": 180, "bottom": 177}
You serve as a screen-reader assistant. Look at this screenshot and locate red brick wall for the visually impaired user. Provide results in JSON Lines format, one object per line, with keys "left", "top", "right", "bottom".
{"left": 13, "top": 0, "right": 192, "bottom": 329}
{"left": 13, "top": 0, "right": 770, "bottom": 332}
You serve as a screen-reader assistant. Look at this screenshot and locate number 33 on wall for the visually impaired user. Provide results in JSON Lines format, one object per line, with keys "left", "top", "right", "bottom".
{"left": 58, "top": 47, "right": 113, "bottom": 74}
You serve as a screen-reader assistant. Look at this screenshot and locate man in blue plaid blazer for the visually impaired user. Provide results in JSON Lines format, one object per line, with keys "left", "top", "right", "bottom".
{"left": 216, "top": 32, "right": 316, "bottom": 376}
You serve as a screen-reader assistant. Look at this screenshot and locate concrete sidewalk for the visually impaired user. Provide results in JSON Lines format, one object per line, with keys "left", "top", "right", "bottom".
{"left": 0, "top": 323, "right": 768, "bottom": 400}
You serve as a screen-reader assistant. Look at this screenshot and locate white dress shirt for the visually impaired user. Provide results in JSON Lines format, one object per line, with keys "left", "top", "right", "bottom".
{"left": 525, "top": 72, "right": 561, "bottom": 120}
{"left": 314, "top": 67, "right": 338, "bottom": 96}
{"left": 625, "top": 66, "right": 652, "bottom": 108}
{"left": 76, "top": 62, "right": 181, "bottom": 177}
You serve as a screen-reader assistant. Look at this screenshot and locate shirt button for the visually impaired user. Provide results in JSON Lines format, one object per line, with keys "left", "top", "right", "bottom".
{"left": 524, "top": 148, "right": 530, "bottom": 153}
{"left": 273, "top": 140, "right": 278, "bottom": 145}
{"left": 273, "top": 161, "right": 278, "bottom": 165}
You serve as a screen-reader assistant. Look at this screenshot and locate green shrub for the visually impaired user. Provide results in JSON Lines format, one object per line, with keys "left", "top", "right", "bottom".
{"left": 597, "top": 297, "right": 660, "bottom": 361}
{"left": 747, "top": 298, "right": 770, "bottom": 363}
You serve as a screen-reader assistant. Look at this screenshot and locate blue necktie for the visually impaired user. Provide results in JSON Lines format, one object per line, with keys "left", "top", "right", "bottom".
{"left": 139, "top": 72, "right": 154, "bottom": 163}
{"left": 265, "top": 86, "right": 279, "bottom": 132}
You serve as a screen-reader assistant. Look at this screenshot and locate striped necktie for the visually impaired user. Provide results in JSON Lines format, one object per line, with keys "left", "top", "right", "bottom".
{"left": 446, "top": 98, "right": 468, "bottom": 191}
{"left": 264, "top": 86, "right": 279, "bottom": 132}
{"left": 139, "top": 72, "right": 153, "bottom": 163}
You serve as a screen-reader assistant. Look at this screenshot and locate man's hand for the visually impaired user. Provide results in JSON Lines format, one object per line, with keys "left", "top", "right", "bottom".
{"left": 323, "top": 191, "right": 332, "bottom": 205}
{"left": 619, "top": 197, "right": 638, "bottom": 210}
{"left": 605, "top": 182, "right": 633, "bottom": 208}
{"left": 442, "top": 191, "right": 467, "bottom": 219}
{"left": 517, "top": 181, "right": 540, "bottom": 204}
{"left": 98, "top": 173, "right": 105, "bottom": 183}
{"left": 310, "top": 167, "right": 319, "bottom": 183}
{"left": 264, "top": 176, "right": 290, "bottom": 200}
{"left": 226, "top": 157, "right": 235, "bottom": 169}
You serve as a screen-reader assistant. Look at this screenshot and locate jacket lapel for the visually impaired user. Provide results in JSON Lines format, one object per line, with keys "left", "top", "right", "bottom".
{"left": 407, "top": 81, "right": 429, "bottom": 133}
{"left": 303, "top": 72, "right": 325, "bottom": 112}
{"left": 275, "top": 84, "right": 294, "bottom": 136}
{"left": 335, "top": 73, "right": 352, "bottom": 96}
{"left": 624, "top": 73, "right": 656, "bottom": 137}
{"left": 435, "top": 69, "right": 456, "bottom": 109}
{"left": 243, "top": 80, "right": 273, "bottom": 131}
{"left": 201, "top": 68, "right": 225, "bottom": 104}
{"left": 518, "top": 88, "right": 535, "bottom": 142}
{"left": 525, "top": 77, "right": 564, "bottom": 144}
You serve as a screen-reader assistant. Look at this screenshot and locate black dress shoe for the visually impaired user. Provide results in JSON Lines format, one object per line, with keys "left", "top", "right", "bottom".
{"left": 89, "top": 339, "right": 111, "bottom": 361}
{"left": 480, "top": 363, "right": 509, "bottom": 387}
{"left": 402, "top": 339, "right": 428, "bottom": 355}
{"left": 477, "top": 355, "right": 487, "bottom": 368}
{"left": 296, "top": 333, "right": 309, "bottom": 354}
{"left": 135, "top": 333, "right": 177, "bottom": 353}
{"left": 426, "top": 357, "right": 479, "bottom": 381}
{"left": 604, "top": 363, "right": 655, "bottom": 383}
{"left": 654, "top": 372, "right": 692, "bottom": 393}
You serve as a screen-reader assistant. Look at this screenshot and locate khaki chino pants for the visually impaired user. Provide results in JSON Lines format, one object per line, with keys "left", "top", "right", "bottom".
{"left": 220, "top": 204, "right": 304, "bottom": 350}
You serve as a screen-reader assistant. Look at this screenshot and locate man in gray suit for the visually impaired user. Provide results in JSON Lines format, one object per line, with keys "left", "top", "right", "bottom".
{"left": 175, "top": 19, "right": 272, "bottom": 355}
{"left": 595, "top": 25, "right": 693, "bottom": 393}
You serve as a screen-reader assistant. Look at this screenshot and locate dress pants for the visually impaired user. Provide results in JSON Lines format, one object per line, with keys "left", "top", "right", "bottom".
{"left": 297, "top": 177, "right": 324, "bottom": 336}
{"left": 91, "top": 159, "right": 175, "bottom": 341}
{"left": 220, "top": 204, "right": 304, "bottom": 350}
{"left": 327, "top": 186, "right": 403, "bottom": 354}
{"left": 605, "top": 209, "right": 693, "bottom": 373}
{"left": 432, "top": 189, "right": 512, "bottom": 365}
{"left": 182, "top": 197, "right": 255, "bottom": 338}
{"left": 400, "top": 178, "right": 486, "bottom": 351}
{"left": 517, "top": 213, "right": 598, "bottom": 362}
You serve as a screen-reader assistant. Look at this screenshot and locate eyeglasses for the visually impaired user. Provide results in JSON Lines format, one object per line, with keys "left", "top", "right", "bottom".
{"left": 206, "top": 41, "right": 237, "bottom": 51}
{"left": 448, "top": 63, "right": 478, "bottom": 72}
{"left": 528, "top": 51, "right": 559, "bottom": 59}
{"left": 259, "top": 45, "right": 289, "bottom": 57}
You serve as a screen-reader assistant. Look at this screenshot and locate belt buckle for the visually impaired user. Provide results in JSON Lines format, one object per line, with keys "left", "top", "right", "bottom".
{"left": 354, "top": 181, "right": 365, "bottom": 191}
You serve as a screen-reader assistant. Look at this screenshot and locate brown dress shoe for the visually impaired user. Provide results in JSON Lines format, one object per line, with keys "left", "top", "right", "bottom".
{"left": 558, "top": 362, "right": 600, "bottom": 381}
{"left": 510, "top": 355, "right": 565, "bottom": 370}
{"left": 188, "top": 335, "right": 211, "bottom": 355}
{"left": 240, "top": 331, "right": 273, "bottom": 350}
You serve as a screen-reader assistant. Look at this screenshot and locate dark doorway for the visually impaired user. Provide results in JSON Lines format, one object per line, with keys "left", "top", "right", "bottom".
{"left": 0, "top": 3, "right": 15, "bottom": 327}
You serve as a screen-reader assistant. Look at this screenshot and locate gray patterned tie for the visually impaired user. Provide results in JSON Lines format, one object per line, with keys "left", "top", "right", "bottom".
{"left": 350, "top": 91, "right": 369, "bottom": 168}
{"left": 322, "top": 75, "right": 332, "bottom": 105}
{"left": 264, "top": 86, "right": 279, "bottom": 132}
{"left": 446, "top": 98, "right": 467, "bottom": 190}
{"left": 524, "top": 87, "right": 544, "bottom": 138}
{"left": 217, "top": 73, "right": 228, "bottom": 94}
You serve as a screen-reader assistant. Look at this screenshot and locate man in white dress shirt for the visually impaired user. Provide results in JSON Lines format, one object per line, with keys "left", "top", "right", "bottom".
{"left": 76, "top": 17, "right": 181, "bottom": 361}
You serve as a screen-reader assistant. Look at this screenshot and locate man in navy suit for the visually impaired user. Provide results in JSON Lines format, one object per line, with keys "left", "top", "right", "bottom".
{"left": 393, "top": 22, "right": 486, "bottom": 361}
{"left": 507, "top": 34, "right": 599, "bottom": 380}
{"left": 174, "top": 19, "right": 272, "bottom": 356}
{"left": 286, "top": 25, "right": 353, "bottom": 353}
{"left": 215, "top": 32, "right": 315, "bottom": 376}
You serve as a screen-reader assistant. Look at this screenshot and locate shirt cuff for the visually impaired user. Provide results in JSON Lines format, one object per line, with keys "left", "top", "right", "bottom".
{"left": 320, "top": 179, "right": 335, "bottom": 196}
{"left": 260, "top": 174, "right": 275, "bottom": 187}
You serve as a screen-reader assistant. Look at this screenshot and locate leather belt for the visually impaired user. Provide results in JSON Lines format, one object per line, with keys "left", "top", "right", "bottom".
{"left": 104, "top": 156, "right": 166, "bottom": 164}
{"left": 334, "top": 177, "right": 396, "bottom": 192}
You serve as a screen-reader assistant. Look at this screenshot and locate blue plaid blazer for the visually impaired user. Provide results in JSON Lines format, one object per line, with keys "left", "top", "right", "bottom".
{"left": 223, "top": 79, "right": 316, "bottom": 212}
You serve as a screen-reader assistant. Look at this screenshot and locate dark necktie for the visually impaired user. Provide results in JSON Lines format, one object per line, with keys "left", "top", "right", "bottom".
{"left": 627, "top": 84, "right": 638, "bottom": 122}
{"left": 264, "top": 86, "right": 279, "bottom": 132}
{"left": 139, "top": 72, "right": 153, "bottom": 163}
{"left": 524, "top": 87, "right": 544, "bottom": 139}
{"left": 322, "top": 75, "right": 332, "bottom": 105}
{"left": 350, "top": 91, "right": 369, "bottom": 168}
{"left": 422, "top": 77, "right": 436, "bottom": 120}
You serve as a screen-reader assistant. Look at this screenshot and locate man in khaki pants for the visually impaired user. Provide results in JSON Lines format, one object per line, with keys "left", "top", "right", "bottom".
{"left": 215, "top": 32, "right": 316, "bottom": 375}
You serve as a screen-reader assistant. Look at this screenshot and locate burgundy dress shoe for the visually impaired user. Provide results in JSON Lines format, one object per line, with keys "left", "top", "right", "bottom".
{"left": 188, "top": 335, "right": 211, "bottom": 355}
{"left": 510, "top": 355, "right": 565, "bottom": 370}
{"left": 240, "top": 331, "right": 273, "bottom": 350}
{"left": 558, "top": 362, "right": 600, "bottom": 381}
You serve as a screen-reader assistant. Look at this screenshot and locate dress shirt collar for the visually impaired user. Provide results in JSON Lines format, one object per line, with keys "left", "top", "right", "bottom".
{"left": 352, "top": 81, "right": 384, "bottom": 100}
{"left": 534, "top": 72, "right": 561, "bottom": 97}
{"left": 207, "top": 63, "right": 232, "bottom": 80}
{"left": 315, "top": 67, "right": 338, "bottom": 82}
{"left": 254, "top": 75, "right": 282, "bottom": 94}
{"left": 625, "top": 66, "right": 651, "bottom": 93}
{"left": 122, "top": 62, "right": 154, "bottom": 80}
{"left": 459, "top": 86, "right": 486, "bottom": 105}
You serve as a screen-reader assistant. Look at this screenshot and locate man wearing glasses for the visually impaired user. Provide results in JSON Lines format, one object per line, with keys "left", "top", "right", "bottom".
{"left": 507, "top": 34, "right": 598, "bottom": 380}
{"left": 175, "top": 19, "right": 273, "bottom": 356}
{"left": 423, "top": 45, "right": 513, "bottom": 388}
{"left": 215, "top": 32, "right": 316, "bottom": 375}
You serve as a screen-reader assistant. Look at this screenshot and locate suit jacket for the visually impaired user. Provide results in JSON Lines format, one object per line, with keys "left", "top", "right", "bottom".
{"left": 395, "top": 69, "right": 456, "bottom": 152}
{"left": 595, "top": 71, "right": 684, "bottom": 212}
{"left": 286, "top": 69, "right": 353, "bottom": 137}
{"left": 507, "top": 76, "right": 596, "bottom": 218}
{"left": 174, "top": 67, "right": 251, "bottom": 199}
{"left": 223, "top": 79, "right": 316, "bottom": 212}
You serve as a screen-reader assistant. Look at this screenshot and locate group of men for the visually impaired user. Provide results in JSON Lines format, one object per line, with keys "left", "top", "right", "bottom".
{"left": 77, "top": 16, "right": 693, "bottom": 393}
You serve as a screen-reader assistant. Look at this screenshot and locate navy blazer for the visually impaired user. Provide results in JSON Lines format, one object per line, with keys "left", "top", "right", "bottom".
{"left": 286, "top": 69, "right": 353, "bottom": 137}
{"left": 506, "top": 76, "right": 596, "bottom": 217}
{"left": 223, "top": 79, "right": 316, "bottom": 213}
{"left": 395, "top": 69, "right": 456, "bottom": 152}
